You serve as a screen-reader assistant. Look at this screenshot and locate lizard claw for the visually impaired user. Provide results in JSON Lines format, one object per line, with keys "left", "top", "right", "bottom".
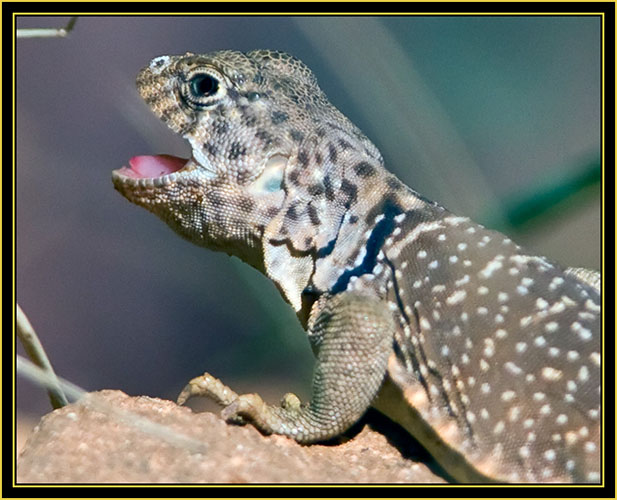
{"left": 176, "top": 372, "right": 239, "bottom": 407}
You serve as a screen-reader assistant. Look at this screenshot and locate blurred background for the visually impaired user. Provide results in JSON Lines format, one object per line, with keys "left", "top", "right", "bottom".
{"left": 15, "top": 16, "right": 602, "bottom": 446}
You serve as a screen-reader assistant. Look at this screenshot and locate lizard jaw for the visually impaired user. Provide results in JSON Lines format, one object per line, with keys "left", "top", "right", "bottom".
{"left": 112, "top": 154, "right": 190, "bottom": 187}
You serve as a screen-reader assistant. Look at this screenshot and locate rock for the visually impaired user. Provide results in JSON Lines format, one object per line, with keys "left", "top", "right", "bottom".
{"left": 17, "top": 390, "right": 446, "bottom": 483}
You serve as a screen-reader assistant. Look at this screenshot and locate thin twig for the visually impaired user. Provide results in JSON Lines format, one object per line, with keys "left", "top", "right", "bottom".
{"left": 17, "top": 356, "right": 207, "bottom": 453}
{"left": 16, "top": 16, "right": 78, "bottom": 39}
{"left": 16, "top": 304, "right": 68, "bottom": 409}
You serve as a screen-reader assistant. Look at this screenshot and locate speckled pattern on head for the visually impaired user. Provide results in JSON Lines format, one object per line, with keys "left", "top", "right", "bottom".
{"left": 112, "top": 50, "right": 601, "bottom": 483}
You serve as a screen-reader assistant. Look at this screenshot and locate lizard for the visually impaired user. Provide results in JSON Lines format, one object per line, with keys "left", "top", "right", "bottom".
{"left": 112, "top": 50, "right": 602, "bottom": 483}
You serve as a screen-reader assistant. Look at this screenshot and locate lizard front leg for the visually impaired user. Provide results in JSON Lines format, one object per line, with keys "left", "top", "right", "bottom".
{"left": 178, "top": 291, "right": 394, "bottom": 443}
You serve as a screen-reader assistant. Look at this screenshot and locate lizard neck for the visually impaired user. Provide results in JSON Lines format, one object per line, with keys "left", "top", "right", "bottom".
{"left": 305, "top": 168, "right": 445, "bottom": 316}
{"left": 261, "top": 125, "right": 446, "bottom": 320}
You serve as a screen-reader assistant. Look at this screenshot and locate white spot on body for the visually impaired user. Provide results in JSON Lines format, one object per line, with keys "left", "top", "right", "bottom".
{"left": 444, "top": 216, "right": 469, "bottom": 226}
{"left": 590, "top": 352, "right": 601, "bottom": 366}
{"left": 534, "top": 336, "right": 547, "bottom": 347}
{"left": 556, "top": 414, "right": 568, "bottom": 425}
{"left": 509, "top": 406, "right": 521, "bottom": 422}
{"left": 495, "top": 328, "right": 507, "bottom": 338}
{"left": 455, "top": 275, "right": 470, "bottom": 287}
{"left": 483, "top": 338, "right": 495, "bottom": 357}
{"left": 548, "top": 347, "right": 560, "bottom": 357}
{"left": 549, "top": 301, "right": 566, "bottom": 314}
{"left": 549, "top": 276, "right": 564, "bottom": 291}
{"left": 479, "top": 257, "right": 503, "bottom": 279}
{"left": 561, "top": 295, "right": 577, "bottom": 307}
{"left": 394, "top": 213, "right": 406, "bottom": 223}
{"left": 446, "top": 290, "right": 467, "bottom": 305}
{"left": 545, "top": 321, "right": 559, "bottom": 333}
{"left": 585, "top": 299, "right": 601, "bottom": 313}
{"left": 541, "top": 367, "right": 563, "bottom": 381}
{"left": 521, "top": 277, "right": 534, "bottom": 287}
{"left": 420, "top": 317, "right": 432, "bottom": 331}
{"left": 571, "top": 321, "right": 593, "bottom": 341}
{"left": 501, "top": 390, "right": 516, "bottom": 402}
{"left": 578, "top": 365, "right": 590, "bottom": 382}
{"left": 588, "top": 472, "right": 600, "bottom": 482}
{"left": 533, "top": 392, "right": 546, "bottom": 401}
{"left": 505, "top": 362, "right": 522, "bottom": 376}
{"left": 520, "top": 316, "right": 533, "bottom": 328}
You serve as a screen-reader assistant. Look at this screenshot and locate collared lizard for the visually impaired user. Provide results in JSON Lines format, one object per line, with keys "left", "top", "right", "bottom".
{"left": 112, "top": 50, "right": 602, "bottom": 483}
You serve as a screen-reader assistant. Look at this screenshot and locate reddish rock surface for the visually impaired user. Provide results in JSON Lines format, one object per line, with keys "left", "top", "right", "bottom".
{"left": 17, "top": 390, "right": 446, "bottom": 484}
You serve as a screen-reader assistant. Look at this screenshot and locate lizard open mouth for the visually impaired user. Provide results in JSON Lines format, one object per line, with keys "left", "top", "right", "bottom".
{"left": 113, "top": 155, "right": 188, "bottom": 183}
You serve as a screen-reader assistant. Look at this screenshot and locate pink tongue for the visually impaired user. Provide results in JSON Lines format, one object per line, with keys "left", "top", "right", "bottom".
{"left": 120, "top": 155, "right": 187, "bottom": 179}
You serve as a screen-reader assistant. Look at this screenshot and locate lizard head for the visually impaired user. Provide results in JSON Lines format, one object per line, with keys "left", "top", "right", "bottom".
{"left": 113, "top": 50, "right": 384, "bottom": 311}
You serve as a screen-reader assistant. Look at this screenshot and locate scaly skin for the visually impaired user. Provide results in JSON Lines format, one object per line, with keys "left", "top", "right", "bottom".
{"left": 112, "top": 50, "right": 601, "bottom": 483}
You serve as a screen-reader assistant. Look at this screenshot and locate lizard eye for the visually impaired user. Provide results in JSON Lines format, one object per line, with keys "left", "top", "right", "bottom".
{"left": 190, "top": 73, "right": 219, "bottom": 97}
{"left": 182, "top": 71, "right": 225, "bottom": 107}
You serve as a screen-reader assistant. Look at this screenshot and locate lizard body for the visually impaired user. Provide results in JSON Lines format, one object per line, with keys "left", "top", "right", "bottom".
{"left": 112, "top": 50, "right": 601, "bottom": 483}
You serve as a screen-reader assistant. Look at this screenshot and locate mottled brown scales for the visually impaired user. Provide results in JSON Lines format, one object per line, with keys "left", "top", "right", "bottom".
{"left": 112, "top": 50, "right": 601, "bottom": 483}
